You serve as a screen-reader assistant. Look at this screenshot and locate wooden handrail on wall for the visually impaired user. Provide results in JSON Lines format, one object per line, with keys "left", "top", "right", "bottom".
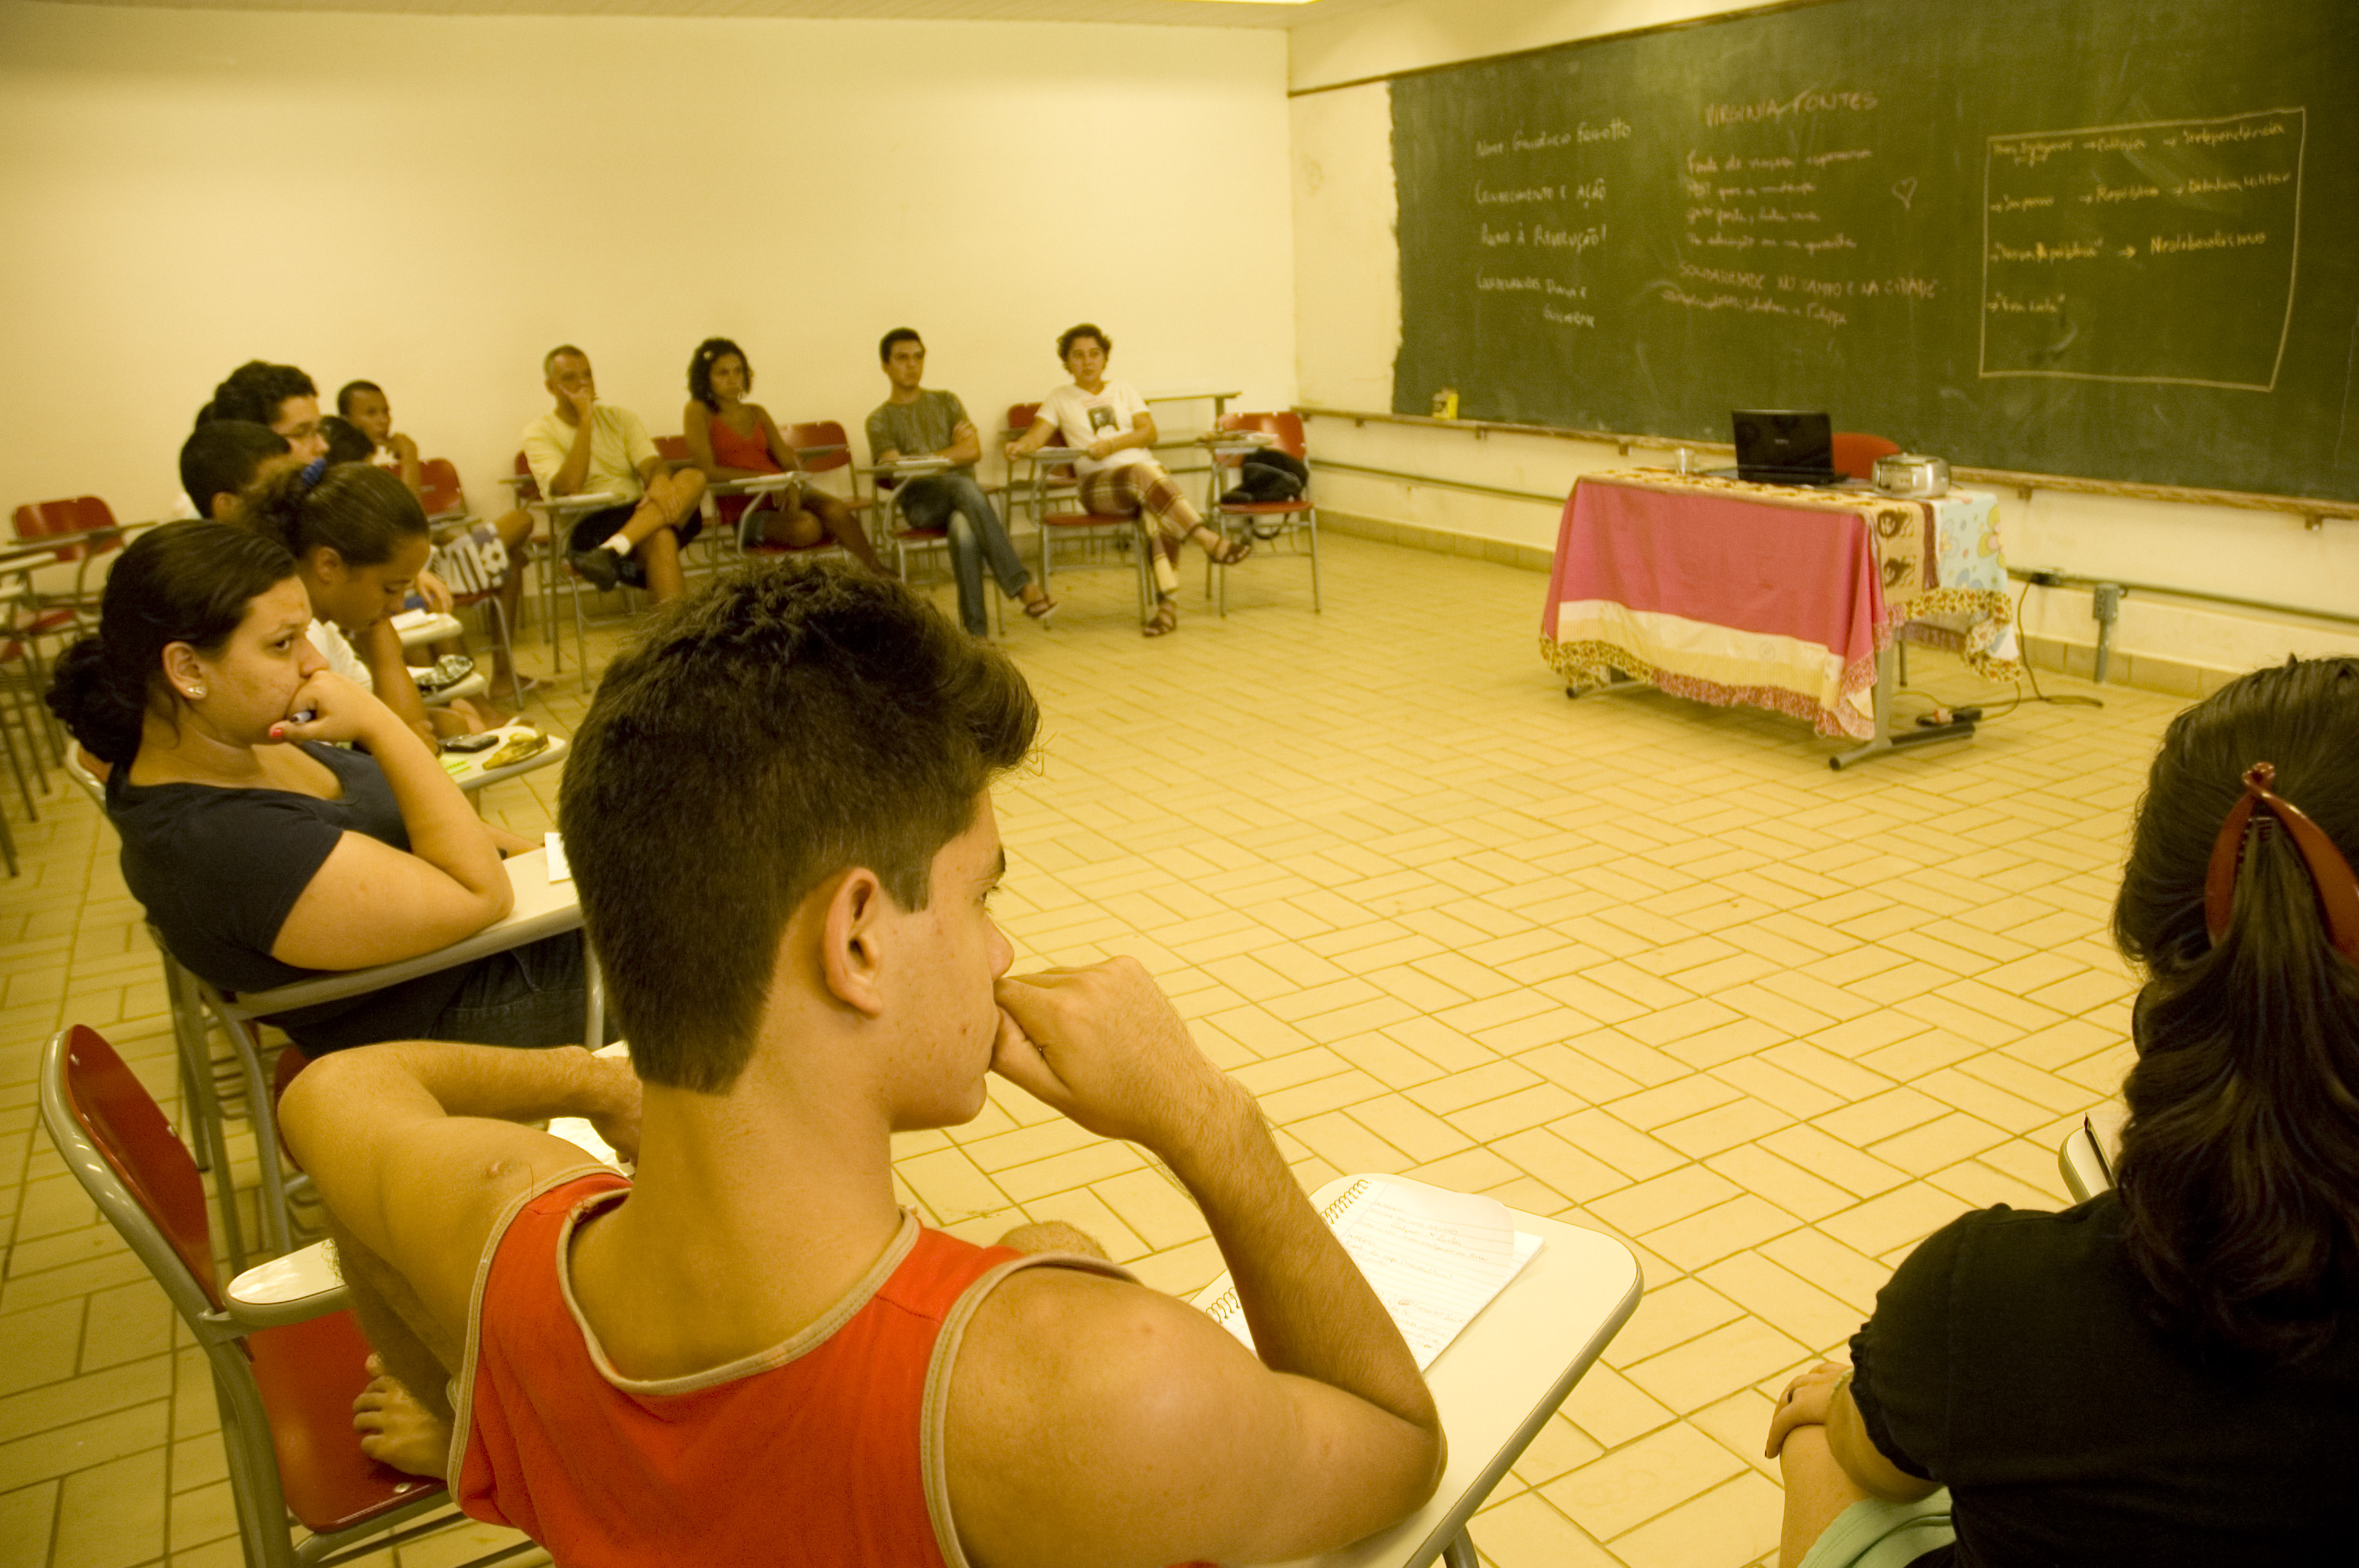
{"left": 1295, "top": 405, "right": 2359, "bottom": 528}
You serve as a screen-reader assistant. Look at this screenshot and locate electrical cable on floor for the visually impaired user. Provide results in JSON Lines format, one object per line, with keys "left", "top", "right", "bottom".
{"left": 1891, "top": 580, "right": 2103, "bottom": 731}
{"left": 2015, "top": 578, "right": 2106, "bottom": 710}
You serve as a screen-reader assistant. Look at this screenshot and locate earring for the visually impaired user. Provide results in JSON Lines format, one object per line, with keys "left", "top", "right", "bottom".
{"left": 186, "top": 685, "right": 206, "bottom": 699}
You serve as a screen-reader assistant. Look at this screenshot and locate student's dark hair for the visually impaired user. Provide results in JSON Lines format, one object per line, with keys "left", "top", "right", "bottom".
{"left": 179, "top": 422, "right": 290, "bottom": 517}
{"left": 543, "top": 344, "right": 587, "bottom": 378}
{"left": 2111, "top": 655, "right": 2359, "bottom": 1363}
{"left": 45, "top": 522, "right": 298, "bottom": 769}
{"left": 335, "top": 379, "right": 383, "bottom": 418}
{"left": 320, "top": 416, "right": 376, "bottom": 468}
{"left": 243, "top": 460, "right": 428, "bottom": 568}
{"left": 198, "top": 361, "right": 318, "bottom": 428}
{"left": 686, "top": 337, "right": 748, "bottom": 413}
{"left": 880, "top": 328, "right": 923, "bottom": 362}
{"left": 560, "top": 561, "right": 1038, "bottom": 1094}
{"left": 1056, "top": 323, "right": 1110, "bottom": 361}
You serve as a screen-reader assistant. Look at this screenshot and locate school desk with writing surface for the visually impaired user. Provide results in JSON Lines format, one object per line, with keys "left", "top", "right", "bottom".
{"left": 1190, "top": 1174, "right": 1642, "bottom": 1568}
{"left": 1542, "top": 470, "right": 2019, "bottom": 769}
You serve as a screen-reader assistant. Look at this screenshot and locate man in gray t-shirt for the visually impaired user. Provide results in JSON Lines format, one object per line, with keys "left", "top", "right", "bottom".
{"left": 866, "top": 328, "right": 1054, "bottom": 634}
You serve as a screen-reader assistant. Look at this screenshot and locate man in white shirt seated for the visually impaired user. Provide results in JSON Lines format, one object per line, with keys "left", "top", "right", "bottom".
{"left": 522, "top": 346, "right": 707, "bottom": 603}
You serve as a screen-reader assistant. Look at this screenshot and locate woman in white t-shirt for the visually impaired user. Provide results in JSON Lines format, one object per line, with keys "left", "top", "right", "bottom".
{"left": 1005, "top": 324, "right": 1251, "bottom": 637}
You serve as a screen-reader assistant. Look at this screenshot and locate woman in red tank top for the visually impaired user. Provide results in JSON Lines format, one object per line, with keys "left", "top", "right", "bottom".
{"left": 682, "top": 339, "right": 887, "bottom": 573}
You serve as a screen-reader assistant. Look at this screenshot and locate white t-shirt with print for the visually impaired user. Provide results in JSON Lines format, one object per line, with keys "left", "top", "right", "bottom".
{"left": 1039, "top": 380, "right": 1152, "bottom": 477}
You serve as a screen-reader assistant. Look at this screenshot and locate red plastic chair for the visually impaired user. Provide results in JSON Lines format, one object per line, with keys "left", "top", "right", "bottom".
{"left": 1208, "top": 412, "right": 1321, "bottom": 615}
{"left": 784, "top": 420, "right": 873, "bottom": 515}
{"left": 1831, "top": 432, "right": 1902, "bottom": 481}
{"left": 417, "top": 458, "right": 470, "bottom": 528}
{"left": 38, "top": 1025, "right": 516, "bottom": 1568}
{"left": 1004, "top": 408, "right": 1153, "bottom": 619}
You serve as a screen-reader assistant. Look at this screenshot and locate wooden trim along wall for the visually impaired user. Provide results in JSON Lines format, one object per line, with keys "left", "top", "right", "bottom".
{"left": 1295, "top": 405, "right": 2359, "bottom": 528}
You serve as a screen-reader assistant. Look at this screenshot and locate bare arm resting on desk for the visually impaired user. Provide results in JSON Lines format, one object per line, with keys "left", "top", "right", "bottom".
{"left": 948, "top": 960, "right": 1447, "bottom": 1568}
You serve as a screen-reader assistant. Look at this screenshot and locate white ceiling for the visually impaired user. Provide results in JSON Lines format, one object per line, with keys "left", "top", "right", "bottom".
{"left": 53, "top": 0, "right": 1385, "bottom": 26}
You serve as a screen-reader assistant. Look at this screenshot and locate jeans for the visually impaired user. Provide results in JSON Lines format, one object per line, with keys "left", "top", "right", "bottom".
{"left": 423, "top": 931, "right": 616, "bottom": 1049}
{"left": 900, "top": 474, "right": 1030, "bottom": 635}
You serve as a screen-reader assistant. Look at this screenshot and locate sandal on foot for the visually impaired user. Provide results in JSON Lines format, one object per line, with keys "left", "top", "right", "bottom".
{"left": 1205, "top": 532, "right": 1254, "bottom": 568}
{"left": 1143, "top": 597, "right": 1180, "bottom": 637}
{"left": 1023, "top": 593, "right": 1059, "bottom": 626}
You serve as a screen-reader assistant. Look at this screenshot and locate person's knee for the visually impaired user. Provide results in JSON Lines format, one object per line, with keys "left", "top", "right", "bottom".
{"left": 674, "top": 468, "right": 707, "bottom": 507}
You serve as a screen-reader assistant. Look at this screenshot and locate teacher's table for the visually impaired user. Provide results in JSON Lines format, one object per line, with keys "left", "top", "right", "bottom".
{"left": 1541, "top": 470, "right": 2019, "bottom": 770}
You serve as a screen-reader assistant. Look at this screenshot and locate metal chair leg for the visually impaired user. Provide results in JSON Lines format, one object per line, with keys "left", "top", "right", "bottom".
{"left": 1441, "top": 1527, "right": 1478, "bottom": 1568}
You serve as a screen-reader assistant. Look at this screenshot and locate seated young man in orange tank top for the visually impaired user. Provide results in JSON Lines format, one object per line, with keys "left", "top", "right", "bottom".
{"left": 280, "top": 563, "right": 1446, "bottom": 1568}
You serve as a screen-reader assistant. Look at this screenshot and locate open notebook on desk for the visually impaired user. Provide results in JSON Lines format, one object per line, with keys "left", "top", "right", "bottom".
{"left": 1194, "top": 1178, "right": 1543, "bottom": 1370}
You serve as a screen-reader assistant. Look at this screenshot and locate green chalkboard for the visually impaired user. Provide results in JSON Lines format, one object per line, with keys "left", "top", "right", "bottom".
{"left": 1390, "top": 0, "right": 2359, "bottom": 502}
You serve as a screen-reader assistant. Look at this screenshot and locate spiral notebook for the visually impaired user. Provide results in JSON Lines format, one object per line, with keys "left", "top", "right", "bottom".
{"left": 1197, "top": 1178, "right": 1544, "bottom": 1370}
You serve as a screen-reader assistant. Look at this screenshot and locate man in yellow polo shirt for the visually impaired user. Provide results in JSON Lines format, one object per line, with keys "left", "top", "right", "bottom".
{"left": 522, "top": 345, "right": 707, "bottom": 602}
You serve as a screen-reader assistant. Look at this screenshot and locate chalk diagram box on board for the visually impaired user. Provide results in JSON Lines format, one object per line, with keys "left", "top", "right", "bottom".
{"left": 1980, "top": 109, "right": 2305, "bottom": 391}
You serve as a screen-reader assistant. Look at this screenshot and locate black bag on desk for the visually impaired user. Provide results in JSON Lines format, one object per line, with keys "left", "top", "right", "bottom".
{"left": 1220, "top": 448, "right": 1308, "bottom": 505}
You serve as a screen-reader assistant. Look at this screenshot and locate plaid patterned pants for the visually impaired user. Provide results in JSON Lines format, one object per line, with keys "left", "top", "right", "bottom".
{"left": 1078, "top": 459, "right": 1203, "bottom": 595}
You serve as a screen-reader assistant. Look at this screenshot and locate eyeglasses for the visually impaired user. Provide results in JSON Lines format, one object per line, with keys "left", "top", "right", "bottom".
{"left": 2205, "top": 762, "right": 2359, "bottom": 961}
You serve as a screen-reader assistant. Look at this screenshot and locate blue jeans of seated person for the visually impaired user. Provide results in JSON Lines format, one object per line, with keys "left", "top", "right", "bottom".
{"left": 424, "top": 931, "right": 617, "bottom": 1049}
{"left": 899, "top": 474, "right": 1030, "bottom": 636}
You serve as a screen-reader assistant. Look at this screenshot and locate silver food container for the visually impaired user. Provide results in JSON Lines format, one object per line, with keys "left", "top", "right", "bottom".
{"left": 1874, "top": 452, "right": 1950, "bottom": 499}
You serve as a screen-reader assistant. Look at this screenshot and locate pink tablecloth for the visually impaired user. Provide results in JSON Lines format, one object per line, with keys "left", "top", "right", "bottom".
{"left": 1540, "top": 471, "right": 1934, "bottom": 740}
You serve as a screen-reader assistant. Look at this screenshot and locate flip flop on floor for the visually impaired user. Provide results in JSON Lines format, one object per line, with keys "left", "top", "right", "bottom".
{"left": 1023, "top": 593, "right": 1059, "bottom": 626}
{"left": 1205, "top": 533, "right": 1254, "bottom": 567}
{"left": 1143, "top": 597, "right": 1180, "bottom": 637}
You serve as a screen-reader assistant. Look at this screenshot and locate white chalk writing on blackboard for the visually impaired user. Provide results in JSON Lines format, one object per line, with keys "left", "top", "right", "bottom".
{"left": 1981, "top": 107, "right": 2305, "bottom": 390}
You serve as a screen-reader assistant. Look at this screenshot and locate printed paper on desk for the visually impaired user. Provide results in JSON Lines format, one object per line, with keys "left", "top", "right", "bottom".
{"left": 545, "top": 833, "right": 571, "bottom": 883}
{"left": 1203, "top": 1180, "right": 1542, "bottom": 1370}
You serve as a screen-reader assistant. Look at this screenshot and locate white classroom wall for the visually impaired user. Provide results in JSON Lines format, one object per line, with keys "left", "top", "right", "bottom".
{"left": 1285, "top": 0, "right": 2359, "bottom": 686}
{"left": 0, "top": 0, "right": 1295, "bottom": 524}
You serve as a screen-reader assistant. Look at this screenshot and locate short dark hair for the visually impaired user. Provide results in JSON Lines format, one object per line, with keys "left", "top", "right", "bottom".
{"left": 880, "top": 328, "right": 923, "bottom": 363}
{"left": 1057, "top": 323, "right": 1110, "bottom": 361}
{"left": 45, "top": 522, "right": 297, "bottom": 768}
{"left": 335, "top": 379, "right": 383, "bottom": 418}
{"left": 686, "top": 337, "right": 747, "bottom": 413}
{"left": 544, "top": 344, "right": 587, "bottom": 378}
{"left": 320, "top": 416, "right": 376, "bottom": 467}
{"left": 2113, "top": 655, "right": 2359, "bottom": 1362}
{"left": 244, "top": 461, "right": 428, "bottom": 568}
{"left": 179, "top": 422, "right": 290, "bottom": 517}
{"left": 560, "top": 562, "right": 1038, "bottom": 1094}
{"left": 198, "top": 361, "right": 318, "bottom": 428}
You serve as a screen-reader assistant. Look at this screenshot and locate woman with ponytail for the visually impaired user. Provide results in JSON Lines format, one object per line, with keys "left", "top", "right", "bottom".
{"left": 45, "top": 521, "right": 602, "bottom": 1055}
{"left": 1763, "top": 655, "right": 2359, "bottom": 1568}
{"left": 243, "top": 458, "right": 489, "bottom": 739}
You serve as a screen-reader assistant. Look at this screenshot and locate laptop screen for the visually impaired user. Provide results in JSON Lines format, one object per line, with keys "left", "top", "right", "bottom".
{"left": 1731, "top": 411, "right": 1835, "bottom": 478}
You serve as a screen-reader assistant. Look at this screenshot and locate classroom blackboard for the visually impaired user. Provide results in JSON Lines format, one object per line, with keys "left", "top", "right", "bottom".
{"left": 1390, "top": 0, "right": 2359, "bottom": 502}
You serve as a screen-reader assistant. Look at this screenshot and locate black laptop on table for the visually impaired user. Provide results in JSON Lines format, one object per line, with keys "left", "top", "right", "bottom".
{"left": 1713, "top": 410, "right": 1844, "bottom": 485}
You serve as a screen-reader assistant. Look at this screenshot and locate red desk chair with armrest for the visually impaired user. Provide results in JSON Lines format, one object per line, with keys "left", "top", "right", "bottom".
{"left": 1206, "top": 412, "right": 1321, "bottom": 616}
{"left": 40, "top": 1024, "right": 536, "bottom": 1568}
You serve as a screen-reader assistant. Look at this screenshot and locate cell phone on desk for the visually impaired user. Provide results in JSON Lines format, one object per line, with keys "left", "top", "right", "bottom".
{"left": 442, "top": 731, "right": 501, "bottom": 753}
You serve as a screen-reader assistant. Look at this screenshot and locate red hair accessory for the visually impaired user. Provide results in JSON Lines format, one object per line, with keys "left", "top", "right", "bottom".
{"left": 2203, "top": 763, "right": 2359, "bottom": 960}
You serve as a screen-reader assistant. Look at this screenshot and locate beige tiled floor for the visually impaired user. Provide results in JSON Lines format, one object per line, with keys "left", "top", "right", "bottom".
{"left": 0, "top": 532, "right": 2185, "bottom": 1567}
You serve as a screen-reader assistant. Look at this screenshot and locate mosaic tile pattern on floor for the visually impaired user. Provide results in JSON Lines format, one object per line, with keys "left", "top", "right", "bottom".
{"left": 0, "top": 532, "right": 2187, "bottom": 1567}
